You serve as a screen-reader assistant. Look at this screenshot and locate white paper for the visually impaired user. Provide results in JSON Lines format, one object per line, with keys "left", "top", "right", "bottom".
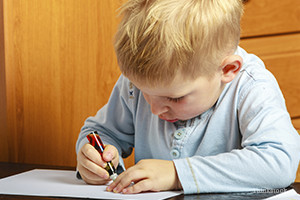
{"left": 264, "top": 189, "right": 300, "bottom": 200}
{"left": 0, "top": 169, "right": 182, "bottom": 200}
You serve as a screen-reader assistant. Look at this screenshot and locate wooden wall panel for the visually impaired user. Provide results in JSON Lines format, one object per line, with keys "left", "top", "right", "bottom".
{"left": 241, "top": 0, "right": 300, "bottom": 37}
{"left": 296, "top": 130, "right": 300, "bottom": 183}
{"left": 1, "top": 0, "right": 298, "bottom": 171}
{"left": 0, "top": 0, "right": 9, "bottom": 162}
{"left": 1, "top": 0, "right": 124, "bottom": 167}
{"left": 293, "top": 119, "right": 300, "bottom": 130}
{"left": 297, "top": 164, "right": 300, "bottom": 182}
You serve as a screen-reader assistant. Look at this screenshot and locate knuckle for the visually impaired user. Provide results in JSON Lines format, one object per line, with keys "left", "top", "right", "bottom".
{"left": 118, "top": 179, "right": 128, "bottom": 188}
{"left": 126, "top": 170, "right": 140, "bottom": 180}
{"left": 84, "top": 146, "right": 94, "bottom": 156}
{"left": 135, "top": 182, "right": 145, "bottom": 191}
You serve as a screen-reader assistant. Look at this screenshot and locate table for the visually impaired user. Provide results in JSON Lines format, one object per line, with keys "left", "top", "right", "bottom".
{"left": 0, "top": 162, "right": 299, "bottom": 200}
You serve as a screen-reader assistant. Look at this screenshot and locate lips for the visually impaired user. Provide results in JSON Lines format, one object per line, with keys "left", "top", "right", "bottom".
{"left": 159, "top": 116, "right": 179, "bottom": 123}
{"left": 165, "top": 119, "right": 179, "bottom": 123}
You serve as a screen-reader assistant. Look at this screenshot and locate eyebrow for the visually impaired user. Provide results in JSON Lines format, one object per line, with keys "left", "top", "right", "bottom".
{"left": 161, "top": 90, "right": 194, "bottom": 99}
{"left": 132, "top": 81, "right": 194, "bottom": 98}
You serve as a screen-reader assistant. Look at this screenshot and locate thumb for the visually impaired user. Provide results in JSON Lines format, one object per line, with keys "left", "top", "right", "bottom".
{"left": 103, "top": 145, "right": 119, "bottom": 163}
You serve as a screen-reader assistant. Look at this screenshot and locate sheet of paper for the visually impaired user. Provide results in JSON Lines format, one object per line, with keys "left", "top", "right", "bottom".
{"left": 264, "top": 189, "right": 300, "bottom": 200}
{"left": 0, "top": 169, "right": 182, "bottom": 200}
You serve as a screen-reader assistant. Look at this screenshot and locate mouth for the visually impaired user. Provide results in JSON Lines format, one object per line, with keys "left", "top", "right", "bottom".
{"left": 159, "top": 117, "right": 179, "bottom": 123}
{"left": 165, "top": 119, "right": 179, "bottom": 123}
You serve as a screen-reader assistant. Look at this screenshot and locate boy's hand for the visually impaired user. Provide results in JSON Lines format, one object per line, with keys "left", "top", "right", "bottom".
{"left": 77, "top": 143, "right": 119, "bottom": 185}
{"left": 106, "top": 159, "right": 182, "bottom": 194}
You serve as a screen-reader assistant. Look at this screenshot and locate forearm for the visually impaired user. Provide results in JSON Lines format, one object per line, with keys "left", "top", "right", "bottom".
{"left": 174, "top": 143, "right": 299, "bottom": 194}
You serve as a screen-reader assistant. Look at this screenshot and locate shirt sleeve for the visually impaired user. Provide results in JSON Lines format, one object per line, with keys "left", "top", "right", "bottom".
{"left": 173, "top": 71, "right": 300, "bottom": 194}
{"left": 75, "top": 75, "right": 136, "bottom": 169}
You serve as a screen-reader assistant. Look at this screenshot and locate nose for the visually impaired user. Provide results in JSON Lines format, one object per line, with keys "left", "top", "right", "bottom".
{"left": 146, "top": 95, "right": 169, "bottom": 116}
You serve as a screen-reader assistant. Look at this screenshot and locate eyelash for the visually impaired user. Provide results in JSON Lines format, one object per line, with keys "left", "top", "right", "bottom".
{"left": 167, "top": 96, "right": 184, "bottom": 103}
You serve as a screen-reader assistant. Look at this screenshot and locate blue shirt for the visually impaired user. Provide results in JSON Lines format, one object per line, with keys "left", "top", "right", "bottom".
{"left": 76, "top": 47, "right": 300, "bottom": 194}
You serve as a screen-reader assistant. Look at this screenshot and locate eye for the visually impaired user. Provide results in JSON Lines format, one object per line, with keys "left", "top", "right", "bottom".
{"left": 167, "top": 96, "right": 184, "bottom": 103}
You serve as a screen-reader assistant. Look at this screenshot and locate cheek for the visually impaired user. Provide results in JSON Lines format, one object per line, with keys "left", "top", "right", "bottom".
{"left": 171, "top": 101, "right": 194, "bottom": 114}
{"left": 142, "top": 92, "right": 150, "bottom": 103}
{"left": 172, "top": 101, "right": 206, "bottom": 118}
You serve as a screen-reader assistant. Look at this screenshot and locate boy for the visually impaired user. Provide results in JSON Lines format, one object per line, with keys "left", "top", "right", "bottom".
{"left": 76, "top": 0, "right": 300, "bottom": 194}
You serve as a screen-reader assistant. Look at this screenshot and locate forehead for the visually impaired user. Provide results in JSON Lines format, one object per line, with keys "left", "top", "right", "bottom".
{"left": 129, "top": 75, "right": 205, "bottom": 98}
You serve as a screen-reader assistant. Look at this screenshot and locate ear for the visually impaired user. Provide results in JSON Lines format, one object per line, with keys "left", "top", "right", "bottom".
{"left": 220, "top": 55, "right": 243, "bottom": 83}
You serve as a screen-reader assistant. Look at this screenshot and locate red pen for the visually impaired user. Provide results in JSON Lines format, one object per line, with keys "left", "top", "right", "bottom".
{"left": 86, "top": 131, "right": 118, "bottom": 181}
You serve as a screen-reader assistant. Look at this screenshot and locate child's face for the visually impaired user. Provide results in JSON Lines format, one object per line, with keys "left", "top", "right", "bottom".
{"left": 130, "top": 72, "right": 225, "bottom": 122}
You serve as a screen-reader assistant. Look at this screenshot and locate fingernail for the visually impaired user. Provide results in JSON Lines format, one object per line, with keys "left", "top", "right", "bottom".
{"left": 106, "top": 186, "right": 112, "bottom": 192}
{"left": 105, "top": 152, "right": 113, "bottom": 160}
{"left": 103, "top": 173, "right": 109, "bottom": 179}
{"left": 113, "top": 187, "right": 119, "bottom": 193}
{"left": 102, "top": 163, "right": 107, "bottom": 169}
{"left": 122, "top": 189, "right": 127, "bottom": 194}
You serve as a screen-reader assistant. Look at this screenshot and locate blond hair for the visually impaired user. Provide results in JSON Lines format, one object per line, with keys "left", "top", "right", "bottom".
{"left": 115, "top": 0, "right": 244, "bottom": 87}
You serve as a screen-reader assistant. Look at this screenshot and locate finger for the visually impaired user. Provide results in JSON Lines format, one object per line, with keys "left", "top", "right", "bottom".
{"left": 78, "top": 158, "right": 109, "bottom": 180}
{"left": 106, "top": 170, "right": 125, "bottom": 192}
{"left": 81, "top": 144, "right": 105, "bottom": 167}
{"left": 81, "top": 158, "right": 110, "bottom": 180}
{"left": 123, "top": 179, "right": 156, "bottom": 194}
{"left": 78, "top": 146, "right": 109, "bottom": 180}
{"left": 102, "top": 145, "right": 118, "bottom": 163}
{"left": 106, "top": 169, "right": 131, "bottom": 192}
{"left": 108, "top": 169, "right": 144, "bottom": 193}
{"left": 79, "top": 166, "right": 109, "bottom": 185}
